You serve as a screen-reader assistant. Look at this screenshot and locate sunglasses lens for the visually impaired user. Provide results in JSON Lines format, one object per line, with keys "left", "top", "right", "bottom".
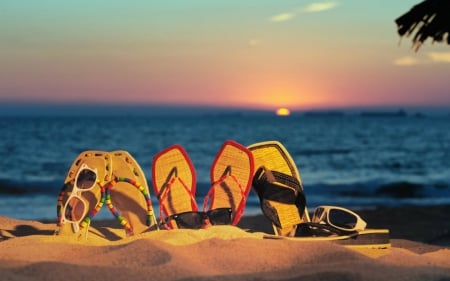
{"left": 328, "top": 209, "right": 358, "bottom": 230}
{"left": 207, "top": 208, "right": 232, "bottom": 225}
{"left": 64, "top": 196, "right": 86, "bottom": 222}
{"left": 75, "top": 168, "right": 97, "bottom": 190}
{"left": 172, "top": 212, "right": 204, "bottom": 229}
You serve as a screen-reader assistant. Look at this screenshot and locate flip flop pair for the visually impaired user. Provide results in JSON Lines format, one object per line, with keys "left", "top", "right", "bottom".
{"left": 152, "top": 140, "right": 254, "bottom": 230}
{"left": 249, "top": 141, "right": 390, "bottom": 253}
{"left": 56, "top": 150, "right": 157, "bottom": 239}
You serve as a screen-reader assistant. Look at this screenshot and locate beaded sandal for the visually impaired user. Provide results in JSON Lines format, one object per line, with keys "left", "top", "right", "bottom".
{"left": 106, "top": 150, "right": 158, "bottom": 237}
{"left": 56, "top": 150, "right": 112, "bottom": 238}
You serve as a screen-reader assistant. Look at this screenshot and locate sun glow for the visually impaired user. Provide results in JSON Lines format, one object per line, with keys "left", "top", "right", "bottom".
{"left": 276, "top": 107, "right": 290, "bottom": 116}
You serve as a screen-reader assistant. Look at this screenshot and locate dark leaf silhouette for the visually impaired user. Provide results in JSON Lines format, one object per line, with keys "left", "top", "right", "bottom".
{"left": 395, "top": 0, "right": 450, "bottom": 51}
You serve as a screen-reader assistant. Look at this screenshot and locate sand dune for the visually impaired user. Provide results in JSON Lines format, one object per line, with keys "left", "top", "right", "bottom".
{"left": 1, "top": 207, "right": 450, "bottom": 281}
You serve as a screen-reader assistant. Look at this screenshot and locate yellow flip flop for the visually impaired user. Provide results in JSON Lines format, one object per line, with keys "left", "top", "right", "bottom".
{"left": 56, "top": 150, "right": 112, "bottom": 238}
{"left": 152, "top": 145, "right": 198, "bottom": 229}
{"left": 264, "top": 228, "right": 391, "bottom": 257}
{"left": 106, "top": 150, "right": 157, "bottom": 237}
{"left": 203, "top": 140, "right": 254, "bottom": 226}
{"left": 248, "top": 141, "right": 309, "bottom": 236}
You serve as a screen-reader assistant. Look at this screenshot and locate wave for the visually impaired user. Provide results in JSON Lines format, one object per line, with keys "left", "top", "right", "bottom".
{"left": 1, "top": 179, "right": 449, "bottom": 221}
{"left": 0, "top": 179, "right": 62, "bottom": 195}
{"left": 293, "top": 148, "right": 352, "bottom": 156}
{"left": 306, "top": 181, "right": 449, "bottom": 198}
{"left": 2, "top": 178, "right": 449, "bottom": 201}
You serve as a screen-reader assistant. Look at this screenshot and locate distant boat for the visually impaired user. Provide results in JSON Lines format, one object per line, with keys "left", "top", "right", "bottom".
{"left": 303, "top": 111, "right": 345, "bottom": 117}
{"left": 360, "top": 109, "right": 407, "bottom": 117}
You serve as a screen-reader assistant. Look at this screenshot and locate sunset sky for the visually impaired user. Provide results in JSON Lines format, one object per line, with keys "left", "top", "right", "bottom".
{"left": 1, "top": 0, "right": 450, "bottom": 112}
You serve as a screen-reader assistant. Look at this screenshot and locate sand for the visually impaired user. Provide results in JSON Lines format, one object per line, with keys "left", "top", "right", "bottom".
{"left": 1, "top": 205, "right": 450, "bottom": 281}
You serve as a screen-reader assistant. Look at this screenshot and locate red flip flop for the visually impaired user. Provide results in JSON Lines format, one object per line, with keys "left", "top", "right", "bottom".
{"left": 152, "top": 145, "right": 198, "bottom": 229}
{"left": 203, "top": 140, "right": 254, "bottom": 226}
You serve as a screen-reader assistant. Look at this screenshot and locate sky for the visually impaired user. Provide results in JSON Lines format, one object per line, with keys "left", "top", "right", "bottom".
{"left": 1, "top": 0, "right": 450, "bottom": 113}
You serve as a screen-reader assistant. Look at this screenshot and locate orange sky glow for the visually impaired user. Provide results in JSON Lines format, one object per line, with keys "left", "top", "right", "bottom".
{"left": 1, "top": 1, "right": 449, "bottom": 113}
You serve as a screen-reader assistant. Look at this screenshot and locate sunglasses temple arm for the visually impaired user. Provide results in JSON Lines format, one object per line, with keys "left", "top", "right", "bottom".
{"left": 356, "top": 217, "right": 367, "bottom": 230}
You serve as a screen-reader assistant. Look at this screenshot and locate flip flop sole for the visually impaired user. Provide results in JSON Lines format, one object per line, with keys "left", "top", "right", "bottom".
{"left": 264, "top": 228, "right": 391, "bottom": 256}
{"left": 207, "top": 140, "right": 254, "bottom": 225}
{"left": 248, "top": 141, "right": 301, "bottom": 182}
{"left": 263, "top": 228, "right": 390, "bottom": 245}
{"left": 248, "top": 141, "right": 309, "bottom": 234}
{"left": 59, "top": 150, "right": 111, "bottom": 235}
{"left": 152, "top": 145, "right": 198, "bottom": 221}
{"left": 108, "top": 150, "right": 156, "bottom": 236}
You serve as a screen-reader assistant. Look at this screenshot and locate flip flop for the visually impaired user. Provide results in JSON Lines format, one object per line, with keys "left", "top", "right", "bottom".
{"left": 264, "top": 228, "right": 391, "bottom": 257}
{"left": 56, "top": 150, "right": 112, "bottom": 238}
{"left": 203, "top": 140, "right": 255, "bottom": 226}
{"left": 248, "top": 141, "right": 309, "bottom": 236}
{"left": 106, "top": 150, "right": 158, "bottom": 237}
{"left": 152, "top": 145, "right": 198, "bottom": 229}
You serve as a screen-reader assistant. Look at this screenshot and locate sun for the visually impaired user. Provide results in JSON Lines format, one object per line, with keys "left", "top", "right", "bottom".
{"left": 275, "top": 107, "right": 291, "bottom": 116}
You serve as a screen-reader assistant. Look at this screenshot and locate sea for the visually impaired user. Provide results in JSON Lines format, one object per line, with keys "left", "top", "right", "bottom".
{"left": 1, "top": 106, "right": 450, "bottom": 223}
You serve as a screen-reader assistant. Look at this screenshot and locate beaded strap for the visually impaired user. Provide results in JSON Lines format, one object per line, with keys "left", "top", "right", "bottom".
{"left": 105, "top": 176, "right": 155, "bottom": 236}
{"left": 78, "top": 183, "right": 106, "bottom": 237}
{"left": 57, "top": 177, "right": 155, "bottom": 237}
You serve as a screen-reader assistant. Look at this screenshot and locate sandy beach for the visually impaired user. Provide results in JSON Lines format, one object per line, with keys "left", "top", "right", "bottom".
{"left": 1, "top": 205, "right": 450, "bottom": 281}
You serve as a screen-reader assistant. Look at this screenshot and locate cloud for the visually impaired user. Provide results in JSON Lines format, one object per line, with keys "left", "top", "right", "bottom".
{"left": 393, "top": 56, "right": 420, "bottom": 66}
{"left": 394, "top": 52, "right": 450, "bottom": 66}
{"left": 428, "top": 52, "right": 450, "bottom": 63}
{"left": 270, "top": 12, "right": 295, "bottom": 22}
{"left": 302, "top": 1, "right": 338, "bottom": 13}
{"left": 269, "top": 1, "right": 338, "bottom": 23}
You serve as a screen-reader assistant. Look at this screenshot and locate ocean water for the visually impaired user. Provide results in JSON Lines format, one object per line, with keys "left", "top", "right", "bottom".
{"left": 1, "top": 110, "right": 450, "bottom": 222}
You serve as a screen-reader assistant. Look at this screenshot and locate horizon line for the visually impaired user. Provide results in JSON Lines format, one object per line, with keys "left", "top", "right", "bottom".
{"left": 1, "top": 102, "right": 450, "bottom": 117}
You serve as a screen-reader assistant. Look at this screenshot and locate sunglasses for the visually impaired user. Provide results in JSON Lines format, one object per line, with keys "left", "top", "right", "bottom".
{"left": 163, "top": 208, "right": 232, "bottom": 229}
{"left": 61, "top": 163, "right": 98, "bottom": 232}
{"left": 311, "top": 206, "right": 367, "bottom": 232}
